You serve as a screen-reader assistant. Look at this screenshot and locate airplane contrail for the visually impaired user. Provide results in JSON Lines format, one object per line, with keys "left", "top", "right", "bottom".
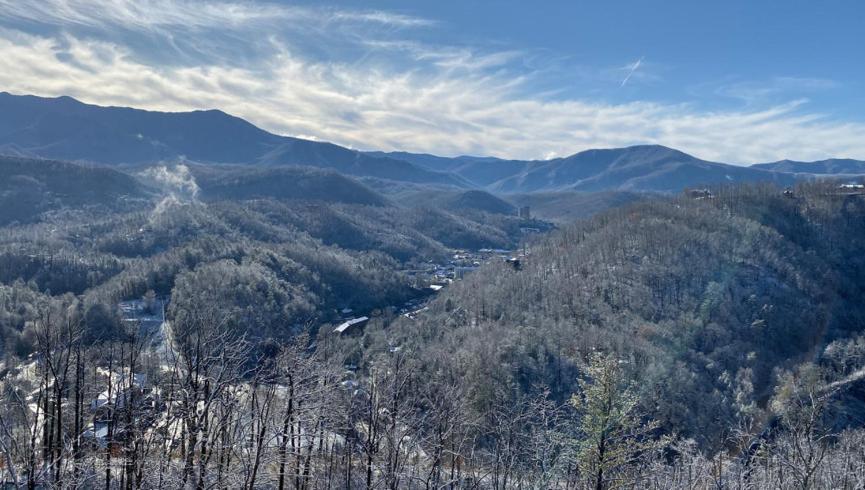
{"left": 620, "top": 56, "right": 644, "bottom": 87}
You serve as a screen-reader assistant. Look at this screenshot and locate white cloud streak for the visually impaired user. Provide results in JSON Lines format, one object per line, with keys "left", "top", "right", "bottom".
{"left": 620, "top": 56, "right": 643, "bottom": 88}
{"left": 0, "top": 0, "right": 430, "bottom": 31}
{"left": 0, "top": 1, "right": 863, "bottom": 164}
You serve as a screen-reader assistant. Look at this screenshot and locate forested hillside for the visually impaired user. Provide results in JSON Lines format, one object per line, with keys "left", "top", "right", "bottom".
{"left": 4, "top": 146, "right": 865, "bottom": 489}
{"left": 4, "top": 181, "right": 865, "bottom": 487}
{"left": 387, "top": 188, "right": 517, "bottom": 216}
{"left": 507, "top": 190, "right": 646, "bottom": 222}
{"left": 0, "top": 155, "right": 542, "bottom": 358}
{"left": 2, "top": 180, "right": 865, "bottom": 487}
{"left": 337, "top": 182, "right": 865, "bottom": 486}
{"left": 375, "top": 182, "right": 865, "bottom": 441}
{"left": 0, "top": 156, "right": 148, "bottom": 225}
{"left": 187, "top": 164, "right": 391, "bottom": 206}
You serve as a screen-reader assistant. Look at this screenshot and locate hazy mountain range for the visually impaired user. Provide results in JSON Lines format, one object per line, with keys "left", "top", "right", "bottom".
{"left": 372, "top": 146, "right": 803, "bottom": 193}
{"left": 0, "top": 92, "right": 466, "bottom": 188}
{"left": 2, "top": 92, "right": 864, "bottom": 194}
{"left": 753, "top": 159, "right": 865, "bottom": 175}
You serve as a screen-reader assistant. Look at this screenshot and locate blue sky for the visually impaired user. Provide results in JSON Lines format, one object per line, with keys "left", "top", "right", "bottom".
{"left": 0, "top": 0, "right": 863, "bottom": 164}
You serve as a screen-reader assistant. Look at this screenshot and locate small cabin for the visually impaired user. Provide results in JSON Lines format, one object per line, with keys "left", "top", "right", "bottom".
{"left": 686, "top": 188, "right": 714, "bottom": 200}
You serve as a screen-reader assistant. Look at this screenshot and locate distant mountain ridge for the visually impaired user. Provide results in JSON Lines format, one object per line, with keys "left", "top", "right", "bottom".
{"left": 2, "top": 92, "right": 863, "bottom": 194}
{"left": 753, "top": 158, "right": 865, "bottom": 175}
{"left": 376, "top": 145, "right": 801, "bottom": 192}
{"left": 0, "top": 92, "right": 467, "bottom": 188}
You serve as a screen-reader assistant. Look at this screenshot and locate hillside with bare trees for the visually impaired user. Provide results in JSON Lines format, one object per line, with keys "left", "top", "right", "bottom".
{"left": 4, "top": 182, "right": 865, "bottom": 488}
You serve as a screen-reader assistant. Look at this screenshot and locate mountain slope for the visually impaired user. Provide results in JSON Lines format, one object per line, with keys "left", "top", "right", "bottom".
{"left": 484, "top": 145, "right": 796, "bottom": 192}
{"left": 0, "top": 155, "right": 147, "bottom": 225}
{"left": 376, "top": 183, "right": 865, "bottom": 449}
{"left": 753, "top": 158, "right": 865, "bottom": 175}
{"left": 442, "top": 189, "right": 517, "bottom": 215}
{"left": 186, "top": 165, "right": 390, "bottom": 206}
{"left": 366, "top": 151, "right": 509, "bottom": 173}
{"left": 507, "top": 190, "right": 645, "bottom": 222}
{"left": 0, "top": 92, "right": 466, "bottom": 187}
{"left": 386, "top": 188, "right": 517, "bottom": 215}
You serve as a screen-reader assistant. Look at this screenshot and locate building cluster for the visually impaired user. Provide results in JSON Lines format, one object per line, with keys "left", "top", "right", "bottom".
{"left": 836, "top": 183, "right": 865, "bottom": 195}
{"left": 399, "top": 249, "right": 510, "bottom": 285}
{"left": 333, "top": 248, "right": 520, "bottom": 336}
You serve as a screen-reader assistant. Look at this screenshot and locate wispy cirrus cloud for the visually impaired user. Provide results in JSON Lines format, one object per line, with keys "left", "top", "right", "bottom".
{"left": 0, "top": 0, "right": 432, "bottom": 66}
{"left": 329, "top": 10, "right": 436, "bottom": 28}
{"left": 716, "top": 76, "right": 840, "bottom": 105}
{"left": 0, "top": 0, "right": 862, "bottom": 164}
{"left": 0, "top": 0, "right": 431, "bottom": 31}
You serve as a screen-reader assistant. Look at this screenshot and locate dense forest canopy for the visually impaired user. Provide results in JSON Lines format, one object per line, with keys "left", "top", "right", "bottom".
{"left": 374, "top": 183, "right": 865, "bottom": 448}
{"left": 3, "top": 156, "right": 865, "bottom": 488}
{"left": 0, "top": 157, "right": 539, "bottom": 359}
